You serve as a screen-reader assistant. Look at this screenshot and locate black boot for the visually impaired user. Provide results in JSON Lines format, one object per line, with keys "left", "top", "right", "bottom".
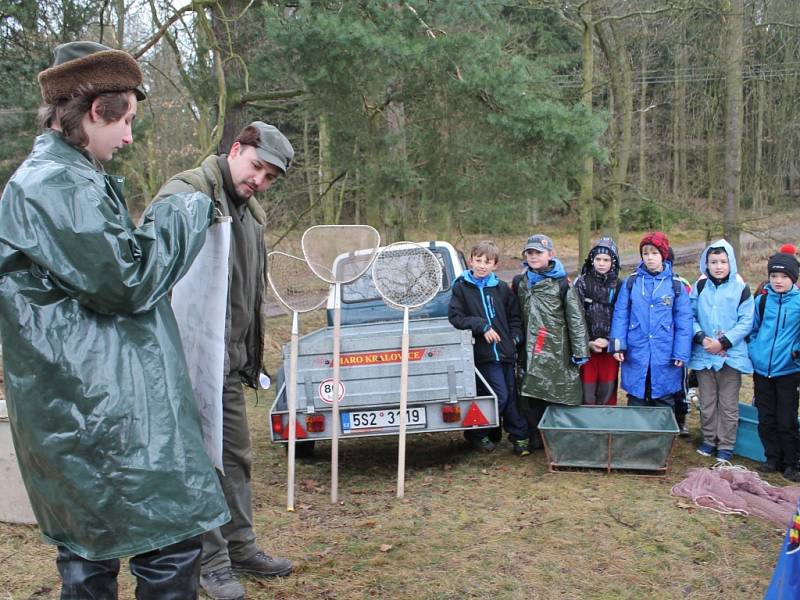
{"left": 57, "top": 547, "right": 120, "bottom": 600}
{"left": 129, "top": 536, "right": 203, "bottom": 600}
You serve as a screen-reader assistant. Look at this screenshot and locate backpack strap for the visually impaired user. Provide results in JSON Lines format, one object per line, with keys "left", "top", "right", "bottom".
{"left": 696, "top": 278, "right": 706, "bottom": 295}
{"left": 558, "top": 277, "right": 569, "bottom": 304}
{"left": 626, "top": 272, "right": 637, "bottom": 292}
{"left": 671, "top": 276, "right": 684, "bottom": 296}
{"left": 511, "top": 273, "right": 523, "bottom": 296}
{"left": 758, "top": 290, "right": 768, "bottom": 319}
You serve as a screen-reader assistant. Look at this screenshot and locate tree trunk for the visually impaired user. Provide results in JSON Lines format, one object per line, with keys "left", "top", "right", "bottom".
{"left": 578, "top": 1, "right": 594, "bottom": 259}
{"left": 638, "top": 46, "right": 647, "bottom": 191}
{"left": 211, "top": 0, "right": 255, "bottom": 152}
{"left": 382, "top": 95, "right": 407, "bottom": 243}
{"left": 112, "top": 0, "right": 125, "bottom": 46}
{"left": 318, "top": 113, "right": 337, "bottom": 224}
{"left": 753, "top": 76, "right": 765, "bottom": 213}
{"left": 722, "top": 0, "right": 743, "bottom": 255}
{"left": 672, "top": 22, "right": 687, "bottom": 200}
{"left": 596, "top": 21, "right": 632, "bottom": 242}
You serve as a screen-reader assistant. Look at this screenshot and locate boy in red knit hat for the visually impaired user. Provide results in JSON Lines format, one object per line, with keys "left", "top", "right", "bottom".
{"left": 610, "top": 232, "right": 694, "bottom": 409}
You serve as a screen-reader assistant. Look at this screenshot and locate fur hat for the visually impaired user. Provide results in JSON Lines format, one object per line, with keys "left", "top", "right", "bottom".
{"left": 38, "top": 41, "right": 145, "bottom": 104}
{"left": 639, "top": 231, "right": 670, "bottom": 261}
{"left": 768, "top": 252, "right": 799, "bottom": 284}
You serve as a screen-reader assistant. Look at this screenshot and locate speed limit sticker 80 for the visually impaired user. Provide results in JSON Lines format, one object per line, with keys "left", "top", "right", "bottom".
{"left": 318, "top": 378, "right": 346, "bottom": 404}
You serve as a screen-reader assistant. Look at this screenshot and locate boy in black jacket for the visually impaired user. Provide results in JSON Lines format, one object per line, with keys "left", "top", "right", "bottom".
{"left": 449, "top": 241, "right": 531, "bottom": 455}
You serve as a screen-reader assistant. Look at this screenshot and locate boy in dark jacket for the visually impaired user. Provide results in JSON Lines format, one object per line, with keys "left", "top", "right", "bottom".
{"left": 574, "top": 237, "right": 622, "bottom": 405}
{"left": 449, "top": 240, "right": 531, "bottom": 455}
{"left": 748, "top": 253, "right": 800, "bottom": 481}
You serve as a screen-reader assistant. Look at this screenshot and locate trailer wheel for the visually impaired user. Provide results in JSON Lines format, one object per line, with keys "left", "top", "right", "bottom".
{"left": 284, "top": 440, "right": 316, "bottom": 459}
{"left": 488, "top": 426, "right": 503, "bottom": 443}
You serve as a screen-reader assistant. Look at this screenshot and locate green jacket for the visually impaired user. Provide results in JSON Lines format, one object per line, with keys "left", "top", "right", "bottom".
{"left": 155, "top": 155, "right": 267, "bottom": 388}
{"left": 516, "top": 272, "right": 589, "bottom": 405}
{"left": 0, "top": 131, "right": 229, "bottom": 560}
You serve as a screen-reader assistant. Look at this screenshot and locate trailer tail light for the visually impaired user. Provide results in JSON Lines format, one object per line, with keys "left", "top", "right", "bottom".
{"left": 442, "top": 404, "right": 461, "bottom": 423}
{"left": 271, "top": 414, "right": 284, "bottom": 438}
{"left": 306, "top": 414, "right": 326, "bottom": 432}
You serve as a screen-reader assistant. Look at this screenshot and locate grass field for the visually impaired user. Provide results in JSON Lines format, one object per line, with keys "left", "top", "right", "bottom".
{"left": 2, "top": 215, "right": 798, "bottom": 599}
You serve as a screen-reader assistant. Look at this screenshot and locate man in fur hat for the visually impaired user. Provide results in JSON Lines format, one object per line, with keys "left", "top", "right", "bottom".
{"left": 0, "top": 41, "right": 229, "bottom": 598}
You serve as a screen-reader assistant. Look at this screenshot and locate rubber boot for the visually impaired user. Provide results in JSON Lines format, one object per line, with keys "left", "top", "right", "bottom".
{"left": 57, "top": 546, "right": 120, "bottom": 600}
{"left": 129, "top": 536, "right": 203, "bottom": 600}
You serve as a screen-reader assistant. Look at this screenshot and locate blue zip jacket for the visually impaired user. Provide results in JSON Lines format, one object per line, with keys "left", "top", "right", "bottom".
{"left": 448, "top": 271, "right": 522, "bottom": 364}
{"left": 688, "top": 239, "right": 754, "bottom": 374}
{"left": 748, "top": 283, "right": 800, "bottom": 378}
{"left": 610, "top": 260, "right": 693, "bottom": 399}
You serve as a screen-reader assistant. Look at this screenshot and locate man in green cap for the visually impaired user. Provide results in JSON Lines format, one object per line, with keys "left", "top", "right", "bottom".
{"left": 0, "top": 41, "right": 229, "bottom": 598}
{"left": 155, "top": 121, "right": 294, "bottom": 600}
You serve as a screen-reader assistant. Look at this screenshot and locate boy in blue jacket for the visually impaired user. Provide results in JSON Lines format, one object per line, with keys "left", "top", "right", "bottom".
{"left": 748, "top": 253, "right": 800, "bottom": 481}
{"left": 688, "top": 240, "right": 754, "bottom": 462}
{"left": 449, "top": 240, "right": 531, "bottom": 455}
{"left": 610, "top": 231, "right": 693, "bottom": 408}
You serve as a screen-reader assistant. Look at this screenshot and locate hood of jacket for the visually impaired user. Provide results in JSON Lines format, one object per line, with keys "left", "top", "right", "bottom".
{"left": 526, "top": 258, "right": 567, "bottom": 288}
{"left": 688, "top": 239, "right": 753, "bottom": 374}
{"left": 459, "top": 270, "right": 499, "bottom": 289}
{"left": 698, "top": 238, "right": 738, "bottom": 282}
{"left": 581, "top": 236, "right": 620, "bottom": 277}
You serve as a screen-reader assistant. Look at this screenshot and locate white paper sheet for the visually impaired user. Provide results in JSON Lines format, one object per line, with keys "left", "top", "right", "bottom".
{"left": 172, "top": 219, "right": 231, "bottom": 473}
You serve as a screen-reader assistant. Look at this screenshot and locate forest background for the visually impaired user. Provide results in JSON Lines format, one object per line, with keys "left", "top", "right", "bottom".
{"left": 2, "top": 0, "right": 799, "bottom": 258}
{"left": 3, "top": 3, "right": 800, "bottom": 598}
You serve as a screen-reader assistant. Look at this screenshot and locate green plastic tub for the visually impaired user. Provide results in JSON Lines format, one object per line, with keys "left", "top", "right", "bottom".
{"left": 539, "top": 405, "right": 679, "bottom": 474}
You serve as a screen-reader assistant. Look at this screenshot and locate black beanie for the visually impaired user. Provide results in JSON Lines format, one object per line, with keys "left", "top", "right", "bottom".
{"left": 768, "top": 252, "right": 799, "bottom": 283}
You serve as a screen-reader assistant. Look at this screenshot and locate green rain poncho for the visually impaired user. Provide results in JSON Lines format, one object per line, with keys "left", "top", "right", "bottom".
{"left": 0, "top": 131, "right": 229, "bottom": 560}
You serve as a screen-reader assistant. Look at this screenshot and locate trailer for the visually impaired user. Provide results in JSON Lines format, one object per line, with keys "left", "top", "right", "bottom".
{"left": 268, "top": 241, "right": 500, "bottom": 456}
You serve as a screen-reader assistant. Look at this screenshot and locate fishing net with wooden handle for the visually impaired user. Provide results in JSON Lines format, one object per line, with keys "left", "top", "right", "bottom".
{"left": 267, "top": 251, "right": 329, "bottom": 314}
{"left": 371, "top": 242, "right": 442, "bottom": 498}
{"left": 266, "top": 251, "right": 328, "bottom": 511}
{"left": 371, "top": 242, "right": 443, "bottom": 311}
{"left": 301, "top": 225, "right": 381, "bottom": 285}
{"left": 300, "top": 224, "right": 381, "bottom": 503}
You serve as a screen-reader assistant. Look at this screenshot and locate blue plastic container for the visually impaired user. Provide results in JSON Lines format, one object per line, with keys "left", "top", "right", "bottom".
{"left": 733, "top": 403, "right": 766, "bottom": 462}
{"left": 734, "top": 403, "right": 800, "bottom": 463}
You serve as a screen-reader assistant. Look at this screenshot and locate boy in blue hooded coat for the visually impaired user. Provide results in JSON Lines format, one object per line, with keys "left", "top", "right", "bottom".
{"left": 747, "top": 253, "right": 800, "bottom": 481}
{"left": 449, "top": 240, "right": 531, "bottom": 455}
{"left": 687, "top": 240, "right": 753, "bottom": 462}
{"left": 610, "top": 231, "right": 693, "bottom": 408}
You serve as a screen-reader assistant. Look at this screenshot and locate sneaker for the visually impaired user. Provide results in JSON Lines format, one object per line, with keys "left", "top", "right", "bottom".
{"left": 469, "top": 436, "right": 496, "bottom": 453}
{"left": 696, "top": 442, "right": 715, "bottom": 457}
{"left": 231, "top": 550, "right": 293, "bottom": 578}
{"left": 512, "top": 440, "right": 531, "bottom": 457}
{"left": 758, "top": 461, "right": 782, "bottom": 473}
{"left": 679, "top": 423, "right": 690, "bottom": 438}
{"left": 200, "top": 567, "right": 245, "bottom": 600}
{"left": 783, "top": 466, "right": 800, "bottom": 483}
{"left": 716, "top": 449, "right": 733, "bottom": 462}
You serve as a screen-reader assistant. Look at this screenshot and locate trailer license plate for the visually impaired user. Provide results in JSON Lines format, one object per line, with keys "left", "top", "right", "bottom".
{"left": 341, "top": 407, "right": 427, "bottom": 433}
